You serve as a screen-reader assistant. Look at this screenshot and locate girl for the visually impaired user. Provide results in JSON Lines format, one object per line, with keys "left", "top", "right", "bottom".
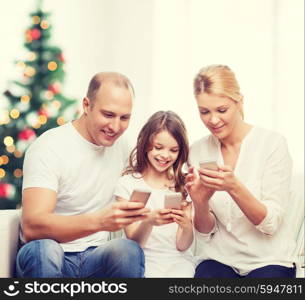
{"left": 114, "top": 111, "right": 195, "bottom": 277}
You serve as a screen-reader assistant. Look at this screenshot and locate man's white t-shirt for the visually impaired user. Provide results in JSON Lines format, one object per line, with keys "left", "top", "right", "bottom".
{"left": 188, "top": 126, "right": 296, "bottom": 275}
{"left": 21, "top": 122, "right": 130, "bottom": 252}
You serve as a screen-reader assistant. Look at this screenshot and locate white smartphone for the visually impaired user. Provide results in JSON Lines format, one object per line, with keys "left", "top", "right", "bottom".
{"left": 164, "top": 193, "right": 182, "bottom": 209}
{"left": 130, "top": 189, "right": 151, "bottom": 206}
{"left": 199, "top": 160, "right": 218, "bottom": 171}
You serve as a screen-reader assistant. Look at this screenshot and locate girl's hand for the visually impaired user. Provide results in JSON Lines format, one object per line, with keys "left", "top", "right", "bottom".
{"left": 185, "top": 167, "right": 214, "bottom": 204}
{"left": 198, "top": 165, "right": 239, "bottom": 192}
{"left": 171, "top": 201, "right": 192, "bottom": 229}
{"left": 146, "top": 208, "right": 174, "bottom": 226}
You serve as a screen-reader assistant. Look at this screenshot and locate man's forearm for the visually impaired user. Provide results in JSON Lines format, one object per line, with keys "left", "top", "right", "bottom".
{"left": 22, "top": 212, "right": 100, "bottom": 243}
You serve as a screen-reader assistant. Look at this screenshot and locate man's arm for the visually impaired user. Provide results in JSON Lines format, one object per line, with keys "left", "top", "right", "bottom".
{"left": 22, "top": 187, "right": 149, "bottom": 243}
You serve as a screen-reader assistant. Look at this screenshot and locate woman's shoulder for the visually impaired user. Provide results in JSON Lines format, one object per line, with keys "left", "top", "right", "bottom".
{"left": 251, "top": 126, "right": 287, "bottom": 145}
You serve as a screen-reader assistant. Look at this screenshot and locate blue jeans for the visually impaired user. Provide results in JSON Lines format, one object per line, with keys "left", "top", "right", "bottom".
{"left": 194, "top": 259, "right": 296, "bottom": 278}
{"left": 16, "top": 238, "right": 145, "bottom": 278}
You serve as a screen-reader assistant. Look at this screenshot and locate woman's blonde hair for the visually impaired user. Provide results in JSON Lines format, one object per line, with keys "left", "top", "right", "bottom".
{"left": 193, "top": 64, "right": 244, "bottom": 118}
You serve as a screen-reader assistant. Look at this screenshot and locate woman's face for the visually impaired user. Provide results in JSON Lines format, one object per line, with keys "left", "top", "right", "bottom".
{"left": 196, "top": 93, "right": 242, "bottom": 140}
{"left": 147, "top": 130, "right": 180, "bottom": 174}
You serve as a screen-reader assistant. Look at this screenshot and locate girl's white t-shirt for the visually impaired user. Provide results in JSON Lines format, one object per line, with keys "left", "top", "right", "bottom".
{"left": 114, "top": 174, "right": 196, "bottom": 277}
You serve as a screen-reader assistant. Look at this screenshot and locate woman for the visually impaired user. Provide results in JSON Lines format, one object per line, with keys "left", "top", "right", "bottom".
{"left": 186, "top": 64, "right": 296, "bottom": 278}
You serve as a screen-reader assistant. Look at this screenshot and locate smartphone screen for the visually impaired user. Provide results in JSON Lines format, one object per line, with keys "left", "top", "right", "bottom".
{"left": 130, "top": 189, "right": 151, "bottom": 206}
{"left": 199, "top": 160, "right": 218, "bottom": 171}
{"left": 164, "top": 193, "right": 182, "bottom": 209}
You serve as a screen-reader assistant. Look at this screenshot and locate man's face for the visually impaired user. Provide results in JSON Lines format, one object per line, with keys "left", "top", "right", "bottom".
{"left": 84, "top": 83, "right": 133, "bottom": 147}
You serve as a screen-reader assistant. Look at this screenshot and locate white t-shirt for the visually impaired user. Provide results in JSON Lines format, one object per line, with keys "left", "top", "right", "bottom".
{"left": 114, "top": 174, "right": 196, "bottom": 278}
{"left": 21, "top": 122, "right": 130, "bottom": 252}
{"left": 188, "top": 126, "right": 296, "bottom": 275}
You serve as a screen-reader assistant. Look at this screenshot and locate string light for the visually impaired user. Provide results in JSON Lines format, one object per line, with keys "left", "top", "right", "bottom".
{"left": 21, "top": 95, "right": 31, "bottom": 103}
{"left": 24, "top": 66, "right": 36, "bottom": 77}
{"left": 16, "top": 61, "right": 26, "bottom": 68}
{"left": 14, "top": 169, "right": 23, "bottom": 178}
{"left": 38, "top": 115, "right": 47, "bottom": 125}
{"left": 4, "top": 136, "right": 14, "bottom": 147}
{"left": 32, "top": 15, "right": 41, "bottom": 24}
{"left": 28, "top": 52, "right": 37, "bottom": 61}
{"left": 57, "top": 117, "right": 65, "bottom": 126}
{"left": 44, "top": 91, "right": 54, "bottom": 100}
{"left": 0, "top": 155, "right": 9, "bottom": 165}
{"left": 32, "top": 123, "right": 41, "bottom": 129}
{"left": 52, "top": 100, "right": 61, "bottom": 109}
{"left": 40, "top": 20, "right": 49, "bottom": 29}
{"left": 0, "top": 168, "right": 6, "bottom": 179}
{"left": 10, "top": 109, "right": 20, "bottom": 119}
{"left": 6, "top": 145, "right": 16, "bottom": 153}
{"left": 48, "top": 61, "right": 57, "bottom": 71}
{"left": 13, "top": 150, "right": 23, "bottom": 158}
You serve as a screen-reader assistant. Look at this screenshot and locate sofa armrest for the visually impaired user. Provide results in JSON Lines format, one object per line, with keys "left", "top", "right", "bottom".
{"left": 0, "top": 210, "right": 21, "bottom": 278}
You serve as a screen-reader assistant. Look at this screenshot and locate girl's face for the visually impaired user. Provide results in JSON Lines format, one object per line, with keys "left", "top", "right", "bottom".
{"left": 196, "top": 92, "right": 242, "bottom": 140}
{"left": 147, "top": 130, "right": 179, "bottom": 174}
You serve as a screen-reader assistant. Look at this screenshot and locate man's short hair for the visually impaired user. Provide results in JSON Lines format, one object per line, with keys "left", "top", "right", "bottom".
{"left": 86, "top": 72, "right": 135, "bottom": 104}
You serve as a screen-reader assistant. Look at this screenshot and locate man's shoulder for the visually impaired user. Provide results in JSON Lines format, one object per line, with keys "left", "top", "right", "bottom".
{"left": 28, "top": 123, "right": 71, "bottom": 150}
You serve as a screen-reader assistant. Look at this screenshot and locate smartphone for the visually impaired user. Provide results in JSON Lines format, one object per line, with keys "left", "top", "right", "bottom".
{"left": 199, "top": 160, "right": 218, "bottom": 171}
{"left": 130, "top": 189, "right": 151, "bottom": 206}
{"left": 164, "top": 193, "right": 182, "bottom": 209}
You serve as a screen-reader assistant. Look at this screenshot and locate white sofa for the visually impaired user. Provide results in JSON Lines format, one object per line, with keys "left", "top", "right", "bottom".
{"left": 0, "top": 173, "right": 304, "bottom": 278}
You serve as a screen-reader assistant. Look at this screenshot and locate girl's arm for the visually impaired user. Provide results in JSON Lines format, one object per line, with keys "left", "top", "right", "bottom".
{"left": 172, "top": 203, "right": 194, "bottom": 251}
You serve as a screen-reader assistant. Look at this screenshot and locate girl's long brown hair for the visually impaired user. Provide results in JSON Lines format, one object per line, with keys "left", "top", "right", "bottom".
{"left": 123, "top": 111, "right": 189, "bottom": 198}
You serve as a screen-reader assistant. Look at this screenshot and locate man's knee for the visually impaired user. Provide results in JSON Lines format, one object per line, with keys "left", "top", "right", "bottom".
{"left": 106, "top": 238, "right": 144, "bottom": 261}
{"left": 16, "top": 239, "right": 64, "bottom": 277}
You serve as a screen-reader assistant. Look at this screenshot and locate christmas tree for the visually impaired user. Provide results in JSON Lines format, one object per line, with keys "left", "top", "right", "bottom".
{"left": 0, "top": 1, "right": 78, "bottom": 209}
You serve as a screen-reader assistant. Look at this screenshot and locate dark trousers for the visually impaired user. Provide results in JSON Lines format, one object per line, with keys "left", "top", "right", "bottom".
{"left": 195, "top": 259, "right": 296, "bottom": 278}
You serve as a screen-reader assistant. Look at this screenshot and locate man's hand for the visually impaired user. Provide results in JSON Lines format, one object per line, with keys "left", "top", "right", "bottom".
{"left": 93, "top": 201, "right": 150, "bottom": 232}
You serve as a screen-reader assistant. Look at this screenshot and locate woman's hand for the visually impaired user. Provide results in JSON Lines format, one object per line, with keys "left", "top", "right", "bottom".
{"left": 185, "top": 167, "right": 214, "bottom": 204}
{"left": 198, "top": 165, "right": 239, "bottom": 192}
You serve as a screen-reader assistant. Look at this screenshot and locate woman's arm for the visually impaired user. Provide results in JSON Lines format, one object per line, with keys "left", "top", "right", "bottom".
{"left": 198, "top": 137, "right": 292, "bottom": 234}
{"left": 185, "top": 167, "right": 216, "bottom": 234}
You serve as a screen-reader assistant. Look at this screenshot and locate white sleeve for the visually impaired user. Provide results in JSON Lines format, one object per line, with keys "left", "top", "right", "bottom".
{"left": 255, "top": 136, "right": 292, "bottom": 235}
{"left": 22, "top": 143, "right": 61, "bottom": 192}
{"left": 113, "top": 176, "right": 132, "bottom": 201}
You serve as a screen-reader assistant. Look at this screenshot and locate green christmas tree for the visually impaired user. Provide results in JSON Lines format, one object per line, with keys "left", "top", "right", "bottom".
{"left": 0, "top": 1, "right": 78, "bottom": 209}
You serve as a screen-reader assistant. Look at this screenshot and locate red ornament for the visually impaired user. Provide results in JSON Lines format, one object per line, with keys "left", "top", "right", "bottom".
{"left": 18, "top": 128, "right": 36, "bottom": 141}
{"left": 30, "top": 28, "right": 41, "bottom": 40}
{"left": 58, "top": 53, "right": 65, "bottom": 62}
{"left": 0, "top": 183, "right": 10, "bottom": 198}
{"left": 38, "top": 108, "right": 49, "bottom": 117}
{"left": 48, "top": 82, "right": 61, "bottom": 94}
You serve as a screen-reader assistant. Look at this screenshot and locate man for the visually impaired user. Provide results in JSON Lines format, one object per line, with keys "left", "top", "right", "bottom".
{"left": 16, "top": 72, "right": 149, "bottom": 278}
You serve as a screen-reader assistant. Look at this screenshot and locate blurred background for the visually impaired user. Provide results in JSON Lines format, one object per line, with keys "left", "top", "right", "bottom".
{"left": 0, "top": 0, "right": 303, "bottom": 208}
